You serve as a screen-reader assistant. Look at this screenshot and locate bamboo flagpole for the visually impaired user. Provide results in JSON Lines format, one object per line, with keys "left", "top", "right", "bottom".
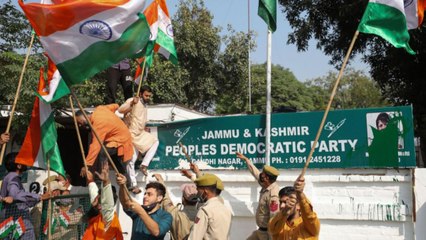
{"left": 300, "top": 31, "right": 360, "bottom": 177}
{"left": 135, "top": 59, "right": 147, "bottom": 97}
{"left": 46, "top": 157, "right": 52, "bottom": 240}
{"left": 0, "top": 33, "right": 36, "bottom": 164}
{"left": 70, "top": 89, "right": 132, "bottom": 197}
{"left": 179, "top": 142, "right": 192, "bottom": 163}
{"left": 69, "top": 96, "right": 88, "bottom": 173}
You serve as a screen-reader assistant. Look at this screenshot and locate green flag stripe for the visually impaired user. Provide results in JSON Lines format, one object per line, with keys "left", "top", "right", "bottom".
{"left": 156, "top": 30, "right": 178, "bottom": 64}
{"left": 41, "top": 112, "right": 65, "bottom": 176}
{"left": 358, "top": 2, "right": 415, "bottom": 54}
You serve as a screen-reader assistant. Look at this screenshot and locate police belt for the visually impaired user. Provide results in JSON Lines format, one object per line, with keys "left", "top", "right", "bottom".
{"left": 258, "top": 227, "right": 268, "bottom": 232}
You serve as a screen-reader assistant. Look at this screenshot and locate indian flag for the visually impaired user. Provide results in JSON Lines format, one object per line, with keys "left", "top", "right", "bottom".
{"left": 19, "top": 0, "right": 150, "bottom": 86}
{"left": 37, "top": 56, "right": 70, "bottom": 103}
{"left": 59, "top": 211, "right": 70, "bottom": 228}
{"left": 144, "top": 0, "right": 178, "bottom": 65}
{"left": 134, "top": 57, "right": 146, "bottom": 84}
{"left": 15, "top": 66, "right": 66, "bottom": 176}
{"left": 12, "top": 217, "right": 26, "bottom": 240}
{"left": 358, "top": 0, "right": 415, "bottom": 54}
{"left": 43, "top": 217, "right": 57, "bottom": 236}
{"left": 0, "top": 217, "right": 15, "bottom": 239}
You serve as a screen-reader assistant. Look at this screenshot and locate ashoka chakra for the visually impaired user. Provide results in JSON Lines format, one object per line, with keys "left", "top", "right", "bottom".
{"left": 80, "top": 20, "right": 112, "bottom": 40}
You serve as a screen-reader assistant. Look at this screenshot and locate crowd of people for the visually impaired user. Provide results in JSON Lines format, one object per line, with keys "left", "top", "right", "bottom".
{"left": 0, "top": 83, "right": 321, "bottom": 239}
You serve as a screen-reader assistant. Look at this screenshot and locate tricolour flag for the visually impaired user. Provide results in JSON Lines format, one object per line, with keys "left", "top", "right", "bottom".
{"left": 19, "top": 0, "right": 150, "bottom": 86}
{"left": 59, "top": 211, "right": 70, "bottom": 228}
{"left": 43, "top": 217, "right": 57, "bottom": 236}
{"left": 358, "top": 0, "right": 415, "bottom": 55}
{"left": 15, "top": 66, "right": 66, "bottom": 176}
{"left": 258, "top": 0, "right": 277, "bottom": 32}
{"left": 12, "top": 217, "right": 26, "bottom": 240}
{"left": 144, "top": 0, "right": 178, "bottom": 65}
{"left": 134, "top": 57, "right": 146, "bottom": 84}
{"left": 37, "top": 56, "right": 70, "bottom": 103}
{"left": 0, "top": 217, "right": 15, "bottom": 239}
{"left": 404, "top": 0, "right": 426, "bottom": 29}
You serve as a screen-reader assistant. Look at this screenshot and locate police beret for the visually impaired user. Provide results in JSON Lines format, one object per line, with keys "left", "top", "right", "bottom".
{"left": 195, "top": 173, "right": 224, "bottom": 190}
{"left": 263, "top": 165, "right": 279, "bottom": 177}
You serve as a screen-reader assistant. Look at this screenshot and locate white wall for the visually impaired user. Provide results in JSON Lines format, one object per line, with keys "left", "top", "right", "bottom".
{"left": 118, "top": 168, "right": 422, "bottom": 240}
{"left": 415, "top": 168, "right": 426, "bottom": 240}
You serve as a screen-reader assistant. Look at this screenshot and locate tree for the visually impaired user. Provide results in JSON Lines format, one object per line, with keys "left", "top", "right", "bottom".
{"left": 170, "top": 0, "right": 221, "bottom": 112}
{"left": 250, "top": 64, "right": 315, "bottom": 113}
{"left": 215, "top": 26, "right": 255, "bottom": 114}
{"left": 278, "top": 0, "right": 426, "bottom": 165}
{"left": 305, "top": 69, "right": 389, "bottom": 109}
{"left": 0, "top": 0, "right": 40, "bottom": 52}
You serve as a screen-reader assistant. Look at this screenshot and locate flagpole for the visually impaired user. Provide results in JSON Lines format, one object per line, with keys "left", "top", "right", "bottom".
{"left": 0, "top": 33, "right": 36, "bottom": 164}
{"left": 47, "top": 157, "right": 52, "bottom": 240}
{"left": 300, "top": 31, "right": 360, "bottom": 177}
{"left": 135, "top": 60, "right": 147, "bottom": 97}
{"left": 179, "top": 142, "right": 192, "bottom": 163}
{"left": 265, "top": 29, "right": 272, "bottom": 166}
{"left": 69, "top": 96, "right": 88, "bottom": 173}
{"left": 70, "top": 89, "right": 132, "bottom": 198}
{"left": 248, "top": 0, "right": 252, "bottom": 113}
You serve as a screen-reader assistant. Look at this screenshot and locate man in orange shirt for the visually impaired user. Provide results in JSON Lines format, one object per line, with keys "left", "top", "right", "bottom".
{"left": 75, "top": 104, "right": 133, "bottom": 185}
{"left": 82, "top": 162, "right": 123, "bottom": 240}
{"left": 269, "top": 176, "right": 320, "bottom": 240}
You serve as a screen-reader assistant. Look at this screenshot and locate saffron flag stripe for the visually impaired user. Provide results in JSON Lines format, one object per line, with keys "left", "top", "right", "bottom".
{"left": 38, "top": 0, "right": 143, "bottom": 64}
{"left": 18, "top": 0, "right": 129, "bottom": 36}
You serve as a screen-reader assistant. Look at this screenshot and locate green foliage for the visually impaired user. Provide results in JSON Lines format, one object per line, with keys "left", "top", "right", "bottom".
{"left": 171, "top": 0, "right": 221, "bottom": 112}
{"left": 0, "top": 0, "right": 41, "bottom": 52}
{"left": 250, "top": 64, "right": 315, "bottom": 113}
{"left": 215, "top": 26, "right": 255, "bottom": 114}
{"left": 0, "top": 51, "right": 44, "bottom": 136}
{"left": 305, "top": 69, "right": 389, "bottom": 109}
{"left": 146, "top": 55, "right": 188, "bottom": 105}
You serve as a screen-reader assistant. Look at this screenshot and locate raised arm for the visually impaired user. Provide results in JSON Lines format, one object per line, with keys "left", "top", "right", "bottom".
{"left": 236, "top": 152, "right": 260, "bottom": 181}
{"left": 294, "top": 176, "right": 320, "bottom": 237}
{"left": 116, "top": 173, "right": 162, "bottom": 237}
{"left": 95, "top": 162, "right": 115, "bottom": 229}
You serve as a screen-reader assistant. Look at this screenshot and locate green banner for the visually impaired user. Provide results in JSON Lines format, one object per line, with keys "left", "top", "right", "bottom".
{"left": 149, "top": 106, "right": 416, "bottom": 169}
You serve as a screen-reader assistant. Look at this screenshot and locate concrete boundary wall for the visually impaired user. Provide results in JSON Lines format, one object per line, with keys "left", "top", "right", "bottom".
{"left": 117, "top": 168, "right": 422, "bottom": 240}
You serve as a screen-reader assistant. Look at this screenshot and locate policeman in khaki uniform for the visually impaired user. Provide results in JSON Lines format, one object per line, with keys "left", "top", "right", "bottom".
{"left": 188, "top": 173, "right": 232, "bottom": 240}
{"left": 237, "top": 152, "right": 280, "bottom": 240}
{"left": 153, "top": 174, "right": 198, "bottom": 240}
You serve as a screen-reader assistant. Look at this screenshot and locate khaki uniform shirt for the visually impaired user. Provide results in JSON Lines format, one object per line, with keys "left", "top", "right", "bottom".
{"left": 120, "top": 98, "right": 157, "bottom": 154}
{"left": 246, "top": 160, "right": 280, "bottom": 228}
{"left": 188, "top": 197, "right": 232, "bottom": 240}
{"left": 161, "top": 192, "right": 197, "bottom": 240}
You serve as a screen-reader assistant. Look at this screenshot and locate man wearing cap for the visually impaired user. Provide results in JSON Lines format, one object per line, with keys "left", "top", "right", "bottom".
{"left": 153, "top": 174, "right": 198, "bottom": 240}
{"left": 237, "top": 152, "right": 280, "bottom": 240}
{"left": 188, "top": 173, "right": 232, "bottom": 240}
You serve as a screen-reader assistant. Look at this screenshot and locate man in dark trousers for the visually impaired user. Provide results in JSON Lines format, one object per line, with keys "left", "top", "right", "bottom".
{"left": 105, "top": 59, "right": 133, "bottom": 104}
